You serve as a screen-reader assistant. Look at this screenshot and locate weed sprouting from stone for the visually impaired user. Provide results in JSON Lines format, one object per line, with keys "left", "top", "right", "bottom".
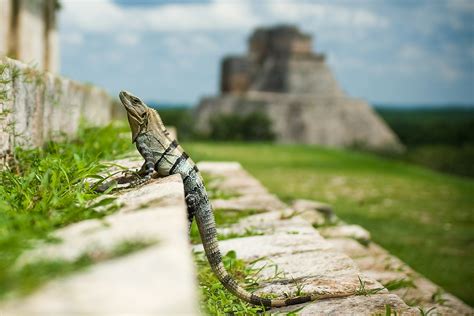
{"left": 280, "top": 209, "right": 302, "bottom": 220}
{"left": 431, "top": 288, "right": 447, "bottom": 306}
{"left": 355, "top": 275, "right": 384, "bottom": 296}
{"left": 418, "top": 306, "right": 437, "bottom": 316}
{"left": 293, "top": 276, "right": 307, "bottom": 296}
{"left": 383, "top": 278, "right": 416, "bottom": 291}
{"left": 218, "top": 227, "right": 264, "bottom": 241}
{"left": 383, "top": 304, "right": 399, "bottom": 316}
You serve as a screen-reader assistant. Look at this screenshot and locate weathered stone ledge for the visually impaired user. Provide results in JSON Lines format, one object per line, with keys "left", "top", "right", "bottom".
{"left": 1, "top": 159, "right": 471, "bottom": 315}
{"left": 0, "top": 57, "right": 113, "bottom": 161}
{"left": 196, "top": 161, "right": 472, "bottom": 315}
{"left": 196, "top": 162, "right": 414, "bottom": 314}
{"left": 0, "top": 158, "right": 199, "bottom": 315}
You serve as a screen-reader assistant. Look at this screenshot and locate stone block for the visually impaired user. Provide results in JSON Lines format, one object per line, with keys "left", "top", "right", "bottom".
{"left": 198, "top": 161, "right": 287, "bottom": 212}
{"left": 218, "top": 211, "right": 316, "bottom": 237}
{"left": 195, "top": 233, "right": 387, "bottom": 301}
{"left": 319, "top": 224, "right": 371, "bottom": 244}
{"left": 273, "top": 294, "right": 416, "bottom": 315}
{"left": 1, "top": 160, "right": 199, "bottom": 315}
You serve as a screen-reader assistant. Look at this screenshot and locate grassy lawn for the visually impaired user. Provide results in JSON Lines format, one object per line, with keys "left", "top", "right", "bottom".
{"left": 184, "top": 142, "right": 474, "bottom": 306}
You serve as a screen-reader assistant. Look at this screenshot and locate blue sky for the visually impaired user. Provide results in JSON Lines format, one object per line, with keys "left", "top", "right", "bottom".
{"left": 59, "top": 0, "right": 474, "bottom": 105}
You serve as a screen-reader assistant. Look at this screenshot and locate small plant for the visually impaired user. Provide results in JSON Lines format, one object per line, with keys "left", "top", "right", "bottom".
{"left": 383, "top": 278, "right": 416, "bottom": 291}
{"left": 355, "top": 275, "right": 384, "bottom": 296}
{"left": 431, "top": 288, "right": 447, "bottom": 306}
{"left": 218, "top": 227, "right": 264, "bottom": 241}
{"left": 293, "top": 276, "right": 307, "bottom": 296}
{"left": 280, "top": 209, "right": 302, "bottom": 220}
{"left": 312, "top": 217, "right": 342, "bottom": 229}
{"left": 418, "top": 306, "right": 437, "bottom": 316}
{"left": 382, "top": 304, "right": 398, "bottom": 316}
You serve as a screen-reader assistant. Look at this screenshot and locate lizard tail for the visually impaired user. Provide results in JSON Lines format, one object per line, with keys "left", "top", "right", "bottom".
{"left": 195, "top": 205, "right": 315, "bottom": 308}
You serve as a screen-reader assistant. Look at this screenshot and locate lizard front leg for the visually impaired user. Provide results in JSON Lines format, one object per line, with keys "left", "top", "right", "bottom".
{"left": 131, "top": 140, "right": 155, "bottom": 186}
{"left": 185, "top": 192, "right": 199, "bottom": 231}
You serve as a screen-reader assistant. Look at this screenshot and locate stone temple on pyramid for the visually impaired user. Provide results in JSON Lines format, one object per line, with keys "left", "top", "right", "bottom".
{"left": 195, "top": 25, "right": 403, "bottom": 152}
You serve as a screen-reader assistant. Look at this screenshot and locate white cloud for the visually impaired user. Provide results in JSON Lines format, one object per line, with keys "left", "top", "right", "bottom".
{"left": 447, "top": 0, "right": 474, "bottom": 13}
{"left": 399, "top": 44, "right": 425, "bottom": 60}
{"left": 266, "top": 2, "right": 389, "bottom": 28}
{"left": 397, "top": 44, "right": 461, "bottom": 81}
{"left": 115, "top": 33, "right": 140, "bottom": 46}
{"left": 61, "top": 0, "right": 126, "bottom": 32}
{"left": 61, "top": 32, "right": 83, "bottom": 45}
{"left": 164, "top": 34, "right": 219, "bottom": 56}
{"left": 61, "top": 0, "right": 260, "bottom": 33}
{"left": 437, "top": 62, "right": 461, "bottom": 81}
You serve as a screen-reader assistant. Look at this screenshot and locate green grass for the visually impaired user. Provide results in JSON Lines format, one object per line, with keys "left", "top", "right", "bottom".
{"left": 190, "top": 208, "right": 265, "bottom": 244}
{"left": 376, "top": 106, "right": 474, "bottom": 177}
{"left": 0, "top": 123, "right": 134, "bottom": 299}
{"left": 194, "top": 250, "right": 266, "bottom": 315}
{"left": 183, "top": 142, "right": 474, "bottom": 306}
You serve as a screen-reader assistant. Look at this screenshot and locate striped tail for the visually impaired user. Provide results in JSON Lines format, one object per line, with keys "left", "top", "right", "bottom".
{"left": 195, "top": 199, "right": 315, "bottom": 308}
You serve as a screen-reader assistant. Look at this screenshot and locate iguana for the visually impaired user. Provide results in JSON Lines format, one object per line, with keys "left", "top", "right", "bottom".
{"left": 119, "top": 90, "right": 315, "bottom": 307}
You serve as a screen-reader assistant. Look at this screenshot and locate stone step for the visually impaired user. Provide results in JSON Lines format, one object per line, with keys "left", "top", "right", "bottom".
{"left": 0, "top": 158, "right": 200, "bottom": 315}
{"left": 326, "top": 235, "right": 473, "bottom": 315}
{"left": 290, "top": 198, "right": 473, "bottom": 315}
{"left": 198, "top": 161, "right": 473, "bottom": 315}
{"left": 196, "top": 161, "right": 416, "bottom": 314}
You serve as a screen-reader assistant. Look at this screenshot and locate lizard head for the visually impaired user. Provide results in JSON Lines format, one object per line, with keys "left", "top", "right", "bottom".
{"left": 119, "top": 90, "right": 150, "bottom": 142}
{"left": 119, "top": 90, "right": 168, "bottom": 143}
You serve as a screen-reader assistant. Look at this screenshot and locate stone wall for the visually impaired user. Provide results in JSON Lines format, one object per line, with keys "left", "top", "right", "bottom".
{"left": 0, "top": 0, "right": 59, "bottom": 73}
{"left": 0, "top": 57, "right": 113, "bottom": 160}
{"left": 220, "top": 56, "right": 251, "bottom": 93}
{"left": 248, "top": 25, "right": 312, "bottom": 62}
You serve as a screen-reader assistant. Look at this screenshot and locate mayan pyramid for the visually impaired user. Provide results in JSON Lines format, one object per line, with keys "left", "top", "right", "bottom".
{"left": 195, "top": 25, "right": 403, "bottom": 152}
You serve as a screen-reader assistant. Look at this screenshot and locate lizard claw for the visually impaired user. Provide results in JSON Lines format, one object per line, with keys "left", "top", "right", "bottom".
{"left": 129, "top": 174, "right": 152, "bottom": 188}
{"left": 186, "top": 193, "right": 199, "bottom": 208}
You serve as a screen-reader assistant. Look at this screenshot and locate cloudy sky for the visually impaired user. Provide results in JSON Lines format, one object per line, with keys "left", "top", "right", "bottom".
{"left": 60, "top": 0, "right": 474, "bottom": 106}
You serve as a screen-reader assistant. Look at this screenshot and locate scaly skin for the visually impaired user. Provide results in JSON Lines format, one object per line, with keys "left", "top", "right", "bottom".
{"left": 119, "top": 90, "right": 319, "bottom": 307}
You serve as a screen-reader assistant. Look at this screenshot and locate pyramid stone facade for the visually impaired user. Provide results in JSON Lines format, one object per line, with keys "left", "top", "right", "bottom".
{"left": 195, "top": 25, "right": 403, "bottom": 151}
